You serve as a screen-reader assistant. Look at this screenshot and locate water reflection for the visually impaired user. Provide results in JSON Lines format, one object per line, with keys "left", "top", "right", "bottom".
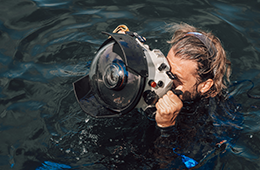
{"left": 32, "top": 0, "right": 71, "bottom": 8}
{"left": 210, "top": 1, "right": 260, "bottom": 51}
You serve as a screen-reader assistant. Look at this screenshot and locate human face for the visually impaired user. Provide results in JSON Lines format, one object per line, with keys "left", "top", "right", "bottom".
{"left": 167, "top": 48, "right": 200, "bottom": 101}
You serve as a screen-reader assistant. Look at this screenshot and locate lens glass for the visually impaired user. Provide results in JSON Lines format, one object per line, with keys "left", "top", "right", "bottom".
{"left": 104, "top": 64, "right": 120, "bottom": 88}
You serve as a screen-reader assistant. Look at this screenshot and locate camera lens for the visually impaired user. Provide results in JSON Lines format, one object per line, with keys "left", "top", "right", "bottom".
{"left": 103, "top": 59, "right": 127, "bottom": 90}
{"left": 104, "top": 65, "right": 120, "bottom": 87}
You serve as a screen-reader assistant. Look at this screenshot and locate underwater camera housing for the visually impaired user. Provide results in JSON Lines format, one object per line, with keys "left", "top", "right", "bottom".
{"left": 73, "top": 31, "right": 173, "bottom": 118}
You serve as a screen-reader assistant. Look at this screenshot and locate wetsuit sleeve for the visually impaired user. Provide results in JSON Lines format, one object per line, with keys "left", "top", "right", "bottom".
{"left": 156, "top": 125, "right": 176, "bottom": 137}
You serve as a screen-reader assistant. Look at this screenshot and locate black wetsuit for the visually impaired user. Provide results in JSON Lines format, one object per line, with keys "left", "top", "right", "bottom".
{"left": 152, "top": 94, "right": 243, "bottom": 169}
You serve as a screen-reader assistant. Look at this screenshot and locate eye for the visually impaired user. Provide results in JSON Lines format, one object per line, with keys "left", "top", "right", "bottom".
{"left": 172, "top": 77, "right": 183, "bottom": 88}
{"left": 166, "top": 71, "right": 176, "bottom": 80}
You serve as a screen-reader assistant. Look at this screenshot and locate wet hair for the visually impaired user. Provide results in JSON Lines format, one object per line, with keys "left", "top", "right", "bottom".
{"left": 167, "top": 23, "right": 231, "bottom": 98}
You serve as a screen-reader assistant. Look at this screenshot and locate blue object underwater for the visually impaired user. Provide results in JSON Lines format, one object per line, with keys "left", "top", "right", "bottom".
{"left": 36, "top": 161, "right": 71, "bottom": 170}
{"left": 172, "top": 148, "right": 198, "bottom": 168}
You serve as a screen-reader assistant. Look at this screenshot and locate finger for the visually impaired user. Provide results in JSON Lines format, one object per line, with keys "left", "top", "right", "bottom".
{"left": 158, "top": 93, "right": 180, "bottom": 114}
{"left": 156, "top": 99, "right": 173, "bottom": 118}
{"left": 156, "top": 98, "right": 168, "bottom": 114}
{"left": 162, "top": 92, "right": 180, "bottom": 109}
{"left": 162, "top": 94, "right": 172, "bottom": 108}
{"left": 167, "top": 91, "right": 183, "bottom": 107}
{"left": 167, "top": 90, "right": 180, "bottom": 102}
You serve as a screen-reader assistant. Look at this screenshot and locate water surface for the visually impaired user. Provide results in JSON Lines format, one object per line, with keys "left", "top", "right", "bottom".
{"left": 0, "top": 0, "right": 260, "bottom": 169}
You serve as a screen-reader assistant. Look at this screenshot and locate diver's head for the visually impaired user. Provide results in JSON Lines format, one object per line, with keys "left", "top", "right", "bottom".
{"left": 167, "top": 23, "right": 231, "bottom": 99}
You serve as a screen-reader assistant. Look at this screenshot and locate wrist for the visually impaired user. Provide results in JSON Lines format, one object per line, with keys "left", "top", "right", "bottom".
{"left": 156, "top": 119, "right": 176, "bottom": 128}
{"left": 156, "top": 124, "right": 176, "bottom": 137}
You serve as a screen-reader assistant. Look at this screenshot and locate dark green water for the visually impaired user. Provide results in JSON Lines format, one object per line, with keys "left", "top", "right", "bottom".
{"left": 0, "top": 0, "right": 260, "bottom": 169}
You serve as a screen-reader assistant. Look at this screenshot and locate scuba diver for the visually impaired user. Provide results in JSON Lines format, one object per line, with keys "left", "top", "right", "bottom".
{"left": 151, "top": 23, "right": 243, "bottom": 169}
{"left": 73, "top": 23, "right": 243, "bottom": 169}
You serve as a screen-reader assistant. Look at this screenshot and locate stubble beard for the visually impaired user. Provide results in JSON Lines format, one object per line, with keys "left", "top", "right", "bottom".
{"left": 182, "top": 84, "right": 201, "bottom": 102}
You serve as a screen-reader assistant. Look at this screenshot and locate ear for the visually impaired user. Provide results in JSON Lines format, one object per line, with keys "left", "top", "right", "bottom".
{"left": 198, "top": 79, "right": 214, "bottom": 94}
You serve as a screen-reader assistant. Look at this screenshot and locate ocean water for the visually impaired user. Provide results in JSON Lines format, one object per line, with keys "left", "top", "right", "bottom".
{"left": 0, "top": 0, "right": 260, "bottom": 169}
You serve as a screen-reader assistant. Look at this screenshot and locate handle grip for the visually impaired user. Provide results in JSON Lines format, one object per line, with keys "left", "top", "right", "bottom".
{"left": 171, "top": 89, "right": 183, "bottom": 97}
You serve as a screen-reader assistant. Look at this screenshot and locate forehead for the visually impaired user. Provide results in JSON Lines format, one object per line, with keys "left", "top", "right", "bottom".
{"left": 167, "top": 48, "right": 198, "bottom": 79}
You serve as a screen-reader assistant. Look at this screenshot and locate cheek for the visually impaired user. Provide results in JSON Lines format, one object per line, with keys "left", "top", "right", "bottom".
{"left": 186, "top": 83, "right": 197, "bottom": 93}
{"left": 181, "top": 80, "right": 198, "bottom": 93}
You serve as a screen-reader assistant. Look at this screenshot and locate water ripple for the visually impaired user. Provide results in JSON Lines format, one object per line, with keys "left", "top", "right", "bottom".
{"left": 210, "top": 1, "right": 260, "bottom": 52}
{"left": 32, "top": 0, "right": 72, "bottom": 8}
{"left": 0, "top": 0, "right": 259, "bottom": 169}
{"left": 6, "top": 101, "right": 44, "bottom": 112}
{"left": 73, "top": 9, "right": 102, "bottom": 15}
{"left": 1, "top": 61, "right": 89, "bottom": 81}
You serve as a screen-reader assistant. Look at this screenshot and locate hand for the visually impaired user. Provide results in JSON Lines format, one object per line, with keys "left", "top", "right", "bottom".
{"left": 155, "top": 90, "right": 183, "bottom": 128}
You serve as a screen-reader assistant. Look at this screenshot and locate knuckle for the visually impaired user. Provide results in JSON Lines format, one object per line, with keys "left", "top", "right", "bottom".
{"left": 157, "top": 98, "right": 162, "bottom": 104}
{"left": 167, "top": 90, "right": 173, "bottom": 95}
{"left": 167, "top": 91, "right": 175, "bottom": 98}
{"left": 162, "top": 94, "right": 168, "bottom": 100}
